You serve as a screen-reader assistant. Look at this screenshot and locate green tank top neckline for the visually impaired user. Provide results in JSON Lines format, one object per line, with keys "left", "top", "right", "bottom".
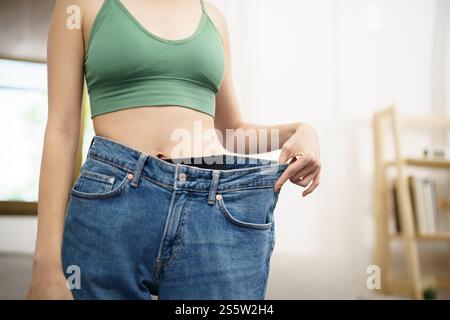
{"left": 113, "top": 0, "right": 208, "bottom": 45}
{"left": 84, "top": 0, "right": 226, "bottom": 118}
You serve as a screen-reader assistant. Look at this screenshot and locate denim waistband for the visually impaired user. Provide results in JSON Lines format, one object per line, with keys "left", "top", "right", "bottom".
{"left": 87, "top": 135, "right": 288, "bottom": 196}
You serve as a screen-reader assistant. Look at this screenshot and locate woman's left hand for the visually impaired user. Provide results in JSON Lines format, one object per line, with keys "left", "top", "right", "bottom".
{"left": 274, "top": 123, "right": 321, "bottom": 197}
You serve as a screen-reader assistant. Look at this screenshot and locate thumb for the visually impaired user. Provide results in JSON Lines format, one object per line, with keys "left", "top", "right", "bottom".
{"left": 278, "top": 145, "right": 293, "bottom": 164}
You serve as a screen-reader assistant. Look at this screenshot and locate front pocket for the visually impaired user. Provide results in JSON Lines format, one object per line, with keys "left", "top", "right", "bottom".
{"left": 74, "top": 170, "right": 116, "bottom": 194}
{"left": 216, "top": 188, "right": 278, "bottom": 231}
{"left": 70, "top": 157, "right": 131, "bottom": 200}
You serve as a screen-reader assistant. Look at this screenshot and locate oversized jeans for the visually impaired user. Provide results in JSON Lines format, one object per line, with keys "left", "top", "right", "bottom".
{"left": 61, "top": 135, "right": 288, "bottom": 299}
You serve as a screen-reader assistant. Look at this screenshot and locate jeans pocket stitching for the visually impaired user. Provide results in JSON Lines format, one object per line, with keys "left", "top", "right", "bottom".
{"left": 80, "top": 170, "right": 115, "bottom": 185}
{"left": 70, "top": 172, "right": 131, "bottom": 200}
{"left": 217, "top": 197, "right": 273, "bottom": 231}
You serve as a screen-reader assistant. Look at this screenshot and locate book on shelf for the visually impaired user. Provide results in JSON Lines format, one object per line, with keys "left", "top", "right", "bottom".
{"left": 392, "top": 176, "right": 439, "bottom": 234}
{"left": 392, "top": 184, "right": 401, "bottom": 233}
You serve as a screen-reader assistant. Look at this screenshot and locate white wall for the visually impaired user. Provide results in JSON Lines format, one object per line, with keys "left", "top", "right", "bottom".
{"left": 0, "top": 217, "right": 36, "bottom": 253}
{"left": 213, "top": 0, "right": 449, "bottom": 298}
{"left": 1, "top": 0, "right": 448, "bottom": 299}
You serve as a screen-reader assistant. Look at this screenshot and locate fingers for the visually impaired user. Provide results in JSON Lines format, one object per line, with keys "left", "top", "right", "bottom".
{"left": 275, "top": 150, "right": 321, "bottom": 195}
{"left": 274, "top": 155, "right": 307, "bottom": 192}
{"left": 292, "top": 172, "right": 315, "bottom": 188}
{"left": 289, "top": 159, "right": 319, "bottom": 186}
{"left": 277, "top": 146, "right": 292, "bottom": 164}
{"left": 277, "top": 144, "right": 303, "bottom": 164}
{"left": 302, "top": 171, "right": 320, "bottom": 197}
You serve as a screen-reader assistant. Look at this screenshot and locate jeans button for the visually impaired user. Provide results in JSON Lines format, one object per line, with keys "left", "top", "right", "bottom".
{"left": 179, "top": 173, "right": 187, "bottom": 182}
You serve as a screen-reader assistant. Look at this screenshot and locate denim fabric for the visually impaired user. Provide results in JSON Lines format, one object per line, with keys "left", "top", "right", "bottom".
{"left": 61, "top": 135, "right": 288, "bottom": 300}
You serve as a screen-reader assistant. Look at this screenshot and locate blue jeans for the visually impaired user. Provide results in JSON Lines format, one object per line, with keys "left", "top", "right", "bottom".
{"left": 61, "top": 135, "right": 288, "bottom": 300}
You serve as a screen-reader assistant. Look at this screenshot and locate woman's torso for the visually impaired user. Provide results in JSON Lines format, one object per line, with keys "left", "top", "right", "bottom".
{"left": 82, "top": 0, "right": 224, "bottom": 159}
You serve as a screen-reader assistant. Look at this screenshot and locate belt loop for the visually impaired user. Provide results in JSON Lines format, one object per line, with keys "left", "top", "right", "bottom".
{"left": 130, "top": 153, "right": 148, "bottom": 188}
{"left": 207, "top": 170, "right": 221, "bottom": 205}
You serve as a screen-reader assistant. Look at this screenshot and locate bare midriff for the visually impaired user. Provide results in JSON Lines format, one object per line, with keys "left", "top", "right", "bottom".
{"left": 92, "top": 106, "right": 224, "bottom": 159}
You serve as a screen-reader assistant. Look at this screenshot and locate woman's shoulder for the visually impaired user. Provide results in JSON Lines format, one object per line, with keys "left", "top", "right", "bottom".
{"left": 54, "top": 0, "right": 105, "bottom": 12}
{"left": 79, "top": 0, "right": 108, "bottom": 23}
{"left": 53, "top": 0, "right": 106, "bottom": 27}
{"left": 203, "top": 1, "right": 229, "bottom": 40}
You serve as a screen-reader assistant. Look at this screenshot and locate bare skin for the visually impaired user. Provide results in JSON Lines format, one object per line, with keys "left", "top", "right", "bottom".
{"left": 28, "top": 0, "right": 321, "bottom": 299}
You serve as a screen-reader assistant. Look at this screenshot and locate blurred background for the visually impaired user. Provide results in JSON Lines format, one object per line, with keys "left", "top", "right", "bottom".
{"left": 0, "top": 0, "right": 449, "bottom": 299}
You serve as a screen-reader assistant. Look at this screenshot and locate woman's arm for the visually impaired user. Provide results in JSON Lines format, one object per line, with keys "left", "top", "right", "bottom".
{"left": 28, "top": 0, "right": 86, "bottom": 299}
{"left": 208, "top": 3, "right": 321, "bottom": 197}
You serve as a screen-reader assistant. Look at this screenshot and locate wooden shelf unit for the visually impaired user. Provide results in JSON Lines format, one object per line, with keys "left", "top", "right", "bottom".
{"left": 385, "top": 158, "right": 450, "bottom": 169}
{"left": 390, "top": 233, "right": 450, "bottom": 241}
{"left": 373, "top": 106, "right": 450, "bottom": 300}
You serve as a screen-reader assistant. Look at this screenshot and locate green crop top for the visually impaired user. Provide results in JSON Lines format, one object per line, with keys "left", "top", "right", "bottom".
{"left": 84, "top": 0, "right": 225, "bottom": 118}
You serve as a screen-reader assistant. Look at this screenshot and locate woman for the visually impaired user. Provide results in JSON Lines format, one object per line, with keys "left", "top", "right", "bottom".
{"left": 28, "top": 0, "right": 321, "bottom": 300}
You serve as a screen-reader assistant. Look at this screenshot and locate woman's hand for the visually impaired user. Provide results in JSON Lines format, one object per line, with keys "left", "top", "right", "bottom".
{"left": 274, "top": 123, "right": 321, "bottom": 197}
{"left": 27, "top": 263, "right": 74, "bottom": 300}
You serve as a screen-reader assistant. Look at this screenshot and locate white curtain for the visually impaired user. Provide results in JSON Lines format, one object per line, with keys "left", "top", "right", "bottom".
{"left": 211, "top": 0, "right": 449, "bottom": 298}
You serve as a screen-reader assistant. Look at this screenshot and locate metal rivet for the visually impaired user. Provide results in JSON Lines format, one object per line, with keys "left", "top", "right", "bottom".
{"left": 179, "top": 173, "right": 187, "bottom": 182}
{"left": 127, "top": 173, "right": 134, "bottom": 180}
{"left": 109, "top": 177, "right": 115, "bottom": 184}
{"left": 216, "top": 194, "right": 222, "bottom": 201}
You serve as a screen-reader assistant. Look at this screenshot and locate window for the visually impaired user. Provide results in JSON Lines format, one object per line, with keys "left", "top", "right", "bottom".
{"left": 0, "top": 59, "right": 47, "bottom": 203}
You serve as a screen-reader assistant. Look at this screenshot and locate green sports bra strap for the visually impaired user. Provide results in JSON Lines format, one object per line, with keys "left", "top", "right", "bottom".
{"left": 199, "top": 0, "right": 206, "bottom": 12}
